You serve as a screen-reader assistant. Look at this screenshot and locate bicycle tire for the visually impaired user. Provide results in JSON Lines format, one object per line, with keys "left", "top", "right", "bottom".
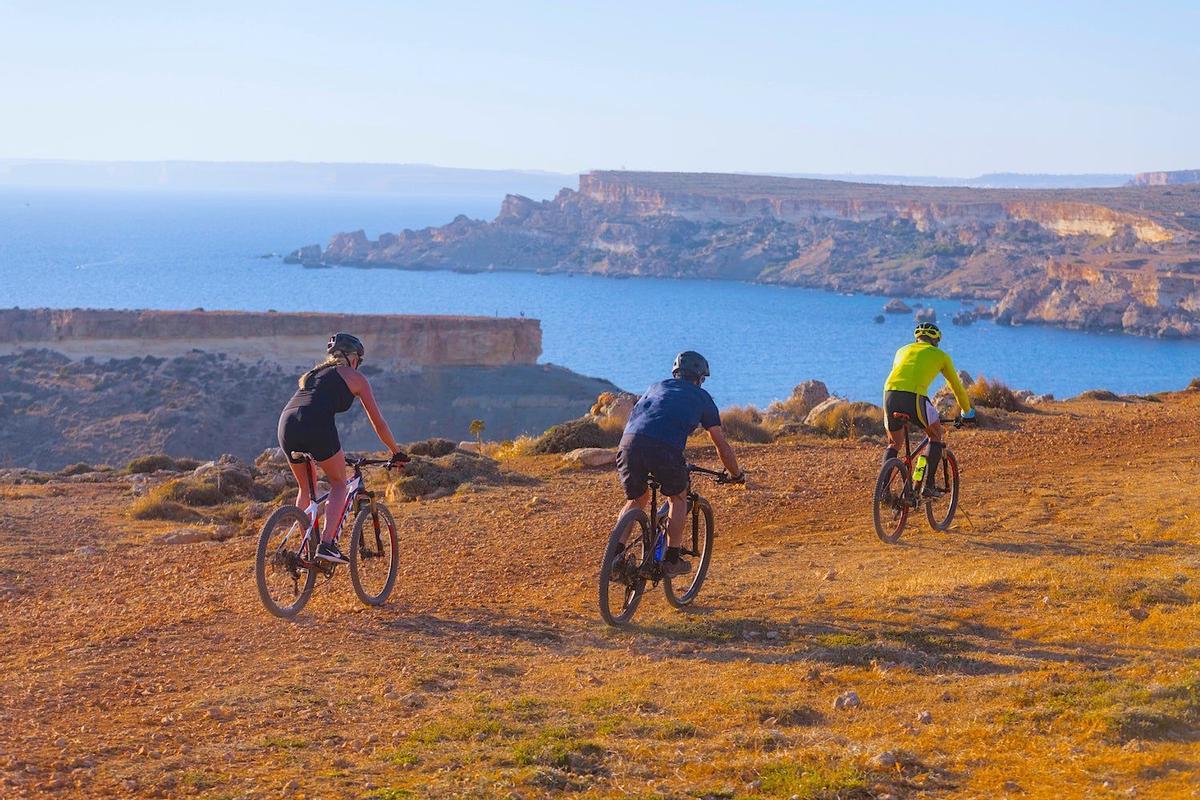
{"left": 872, "top": 458, "right": 911, "bottom": 544}
{"left": 924, "top": 449, "right": 960, "bottom": 531}
{"left": 663, "top": 497, "right": 714, "bottom": 608}
{"left": 349, "top": 502, "right": 400, "bottom": 606}
{"left": 256, "top": 505, "right": 319, "bottom": 619}
{"left": 598, "top": 508, "right": 649, "bottom": 627}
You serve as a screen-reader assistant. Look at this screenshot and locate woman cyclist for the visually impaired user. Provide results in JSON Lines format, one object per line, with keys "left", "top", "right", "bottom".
{"left": 277, "top": 332, "right": 406, "bottom": 563}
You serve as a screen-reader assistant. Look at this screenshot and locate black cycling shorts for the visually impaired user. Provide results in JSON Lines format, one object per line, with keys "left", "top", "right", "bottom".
{"left": 616, "top": 435, "right": 689, "bottom": 499}
{"left": 883, "top": 390, "right": 940, "bottom": 433}
{"left": 277, "top": 409, "right": 342, "bottom": 464}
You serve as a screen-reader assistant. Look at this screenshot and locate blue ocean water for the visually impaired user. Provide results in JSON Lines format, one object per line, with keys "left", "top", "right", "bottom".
{"left": 1, "top": 188, "right": 1197, "bottom": 407}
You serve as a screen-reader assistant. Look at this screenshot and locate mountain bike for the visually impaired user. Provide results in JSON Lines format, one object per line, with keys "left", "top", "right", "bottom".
{"left": 872, "top": 413, "right": 966, "bottom": 543}
{"left": 598, "top": 465, "right": 742, "bottom": 627}
{"left": 255, "top": 452, "right": 404, "bottom": 619}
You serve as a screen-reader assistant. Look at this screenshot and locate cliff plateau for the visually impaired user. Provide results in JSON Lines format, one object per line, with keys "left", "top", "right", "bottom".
{"left": 290, "top": 171, "right": 1200, "bottom": 337}
{"left": 0, "top": 309, "right": 615, "bottom": 469}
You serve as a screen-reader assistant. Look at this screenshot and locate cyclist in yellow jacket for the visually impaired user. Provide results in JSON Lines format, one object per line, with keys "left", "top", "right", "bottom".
{"left": 883, "top": 322, "right": 975, "bottom": 497}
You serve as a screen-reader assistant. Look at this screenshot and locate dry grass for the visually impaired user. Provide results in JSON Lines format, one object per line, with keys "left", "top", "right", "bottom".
{"left": 966, "top": 375, "right": 1026, "bottom": 412}
{"left": 805, "top": 400, "right": 884, "bottom": 438}
{"left": 486, "top": 436, "right": 538, "bottom": 461}
{"left": 720, "top": 405, "right": 775, "bottom": 443}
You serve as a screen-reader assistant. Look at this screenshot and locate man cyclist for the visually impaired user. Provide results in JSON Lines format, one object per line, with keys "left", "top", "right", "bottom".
{"left": 616, "top": 351, "right": 744, "bottom": 577}
{"left": 883, "top": 322, "right": 975, "bottom": 497}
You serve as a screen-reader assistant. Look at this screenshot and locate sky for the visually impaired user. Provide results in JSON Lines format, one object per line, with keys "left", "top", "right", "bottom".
{"left": 0, "top": 1, "right": 1196, "bottom": 176}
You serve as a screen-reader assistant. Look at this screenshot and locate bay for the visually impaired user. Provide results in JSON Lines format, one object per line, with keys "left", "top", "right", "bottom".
{"left": 1, "top": 188, "right": 1197, "bottom": 407}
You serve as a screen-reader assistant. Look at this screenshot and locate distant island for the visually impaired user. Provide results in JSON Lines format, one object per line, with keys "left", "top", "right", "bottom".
{"left": 288, "top": 169, "right": 1200, "bottom": 338}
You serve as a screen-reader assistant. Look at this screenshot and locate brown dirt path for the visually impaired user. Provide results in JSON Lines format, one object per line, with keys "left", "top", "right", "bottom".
{"left": 1, "top": 394, "right": 1198, "bottom": 799}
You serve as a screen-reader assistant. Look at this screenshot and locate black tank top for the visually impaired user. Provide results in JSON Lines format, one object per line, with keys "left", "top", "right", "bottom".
{"left": 284, "top": 365, "right": 355, "bottom": 417}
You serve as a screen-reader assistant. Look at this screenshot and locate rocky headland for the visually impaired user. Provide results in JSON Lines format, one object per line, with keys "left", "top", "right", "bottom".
{"left": 0, "top": 309, "right": 615, "bottom": 469}
{"left": 290, "top": 170, "right": 1200, "bottom": 337}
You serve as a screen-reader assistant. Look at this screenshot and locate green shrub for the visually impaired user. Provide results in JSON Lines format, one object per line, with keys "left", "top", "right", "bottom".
{"left": 966, "top": 376, "right": 1026, "bottom": 412}
{"left": 125, "top": 454, "right": 180, "bottom": 474}
{"left": 58, "top": 462, "right": 94, "bottom": 476}
{"left": 719, "top": 405, "right": 773, "bottom": 443}
{"left": 807, "top": 401, "right": 884, "bottom": 438}
{"left": 408, "top": 438, "right": 458, "bottom": 458}
{"left": 532, "top": 418, "right": 618, "bottom": 454}
{"left": 1077, "top": 388, "right": 1121, "bottom": 402}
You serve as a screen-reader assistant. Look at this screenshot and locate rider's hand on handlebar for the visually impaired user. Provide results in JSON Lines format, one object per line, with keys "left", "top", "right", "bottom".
{"left": 387, "top": 450, "right": 410, "bottom": 470}
{"left": 718, "top": 470, "right": 746, "bottom": 485}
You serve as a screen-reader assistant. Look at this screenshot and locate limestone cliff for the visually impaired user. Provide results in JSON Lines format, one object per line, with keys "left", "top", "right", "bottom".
{"left": 287, "top": 171, "right": 1200, "bottom": 337}
{"left": 0, "top": 309, "right": 615, "bottom": 469}
{"left": 1130, "top": 170, "right": 1200, "bottom": 186}
{"left": 0, "top": 308, "right": 540, "bottom": 369}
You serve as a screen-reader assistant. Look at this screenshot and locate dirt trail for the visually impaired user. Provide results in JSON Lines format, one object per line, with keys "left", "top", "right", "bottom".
{"left": 1, "top": 394, "right": 1198, "bottom": 798}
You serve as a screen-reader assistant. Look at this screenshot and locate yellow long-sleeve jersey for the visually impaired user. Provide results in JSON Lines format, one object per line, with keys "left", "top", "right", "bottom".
{"left": 884, "top": 342, "right": 972, "bottom": 413}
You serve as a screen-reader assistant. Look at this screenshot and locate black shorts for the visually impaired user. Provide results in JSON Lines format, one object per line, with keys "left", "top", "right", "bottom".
{"left": 277, "top": 409, "right": 342, "bottom": 464}
{"left": 883, "top": 390, "right": 940, "bottom": 433}
{"left": 617, "top": 435, "right": 689, "bottom": 499}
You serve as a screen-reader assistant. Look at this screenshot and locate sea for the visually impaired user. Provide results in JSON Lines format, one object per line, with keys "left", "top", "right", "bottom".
{"left": 2, "top": 187, "right": 1197, "bottom": 408}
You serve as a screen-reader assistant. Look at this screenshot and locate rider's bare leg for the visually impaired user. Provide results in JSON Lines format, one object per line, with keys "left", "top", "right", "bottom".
{"left": 924, "top": 422, "right": 946, "bottom": 489}
{"left": 665, "top": 492, "right": 689, "bottom": 547}
{"left": 316, "top": 451, "right": 349, "bottom": 543}
{"left": 884, "top": 428, "right": 901, "bottom": 462}
{"left": 617, "top": 490, "right": 650, "bottom": 542}
{"left": 286, "top": 458, "right": 316, "bottom": 511}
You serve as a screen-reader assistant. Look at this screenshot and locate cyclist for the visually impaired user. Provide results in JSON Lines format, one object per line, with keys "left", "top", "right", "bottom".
{"left": 277, "top": 333, "right": 406, "bottom": 564}
{"left": 616, "top": 351, "right": 744, "bottom": 577}
{"left": 883, "top": 322, "right": 975, "bottom": 497}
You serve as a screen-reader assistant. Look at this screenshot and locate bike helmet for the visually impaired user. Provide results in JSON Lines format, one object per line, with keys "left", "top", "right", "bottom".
{"left": 328, "top": 332, "right": 365, "bottom": 360}
{"left": 914, "top": 322, "right": 942, "bottom": 343}
{"left": 672, "top": 350, "right": 710, "bottom": 381}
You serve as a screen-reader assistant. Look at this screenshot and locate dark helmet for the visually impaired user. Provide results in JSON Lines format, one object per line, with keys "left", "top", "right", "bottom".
{"left": 328, "top": 332, "right": 365, "bottom": 360}
{"left": 914, "top": 322, "right": 942, "bottom": 343}
{"left": 672, "top": 350, "right": 710, "bottom": 381}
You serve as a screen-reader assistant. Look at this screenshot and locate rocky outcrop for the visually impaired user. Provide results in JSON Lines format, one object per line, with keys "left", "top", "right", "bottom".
{"left": 0, "top": 308, "right": 541, "bottom": 369}
{"left": 0, "top": 349, "right": 617, "bottom": 470}
{"left": 286, "top": 171, "right": 1200, "bottom": 337}
{"left": 995, "top": 257, "right": 1200, "bottom": 337}
{"left": 1130, "top": 170, "right": 1200, "bottom": 186}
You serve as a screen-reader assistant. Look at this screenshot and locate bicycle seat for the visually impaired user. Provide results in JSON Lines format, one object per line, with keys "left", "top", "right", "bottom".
{"left": 891, "top": 412, "right": 911, "bottom": 421}
{"left": 289, "top": 451, "right": 314, "bottom": 462}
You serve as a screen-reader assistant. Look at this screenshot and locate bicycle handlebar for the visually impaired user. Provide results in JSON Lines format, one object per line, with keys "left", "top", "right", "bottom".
{"left": 346, "top": 450, "right": 410, "bottom": 470}
{"left": 688, "top": 464, "right": 745, "bottom": 485}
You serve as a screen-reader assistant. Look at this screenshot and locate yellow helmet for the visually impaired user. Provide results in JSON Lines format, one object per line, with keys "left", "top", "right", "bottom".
{"left": 914, "top": 322, "right": 942, "bottom": 342}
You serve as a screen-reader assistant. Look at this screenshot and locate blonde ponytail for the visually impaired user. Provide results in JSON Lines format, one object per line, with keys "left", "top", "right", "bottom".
{"left": 298, "top": 351, "right": 352, "bottom": 389}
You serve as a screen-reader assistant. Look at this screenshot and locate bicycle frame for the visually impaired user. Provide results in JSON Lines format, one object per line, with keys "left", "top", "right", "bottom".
{"left": 645, "top": 465, "right": 723, "bottom": 563}
{"left": 287, "top": 457, "right": 380, "bottom": 567}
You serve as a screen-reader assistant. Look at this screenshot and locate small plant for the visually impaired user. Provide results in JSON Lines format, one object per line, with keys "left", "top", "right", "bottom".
{"left": 1077, "top": 388, "right": 1121, "bottom": 402}
{"left": 125, "top": 454, "right": 180, "bottom": 474}
{"left": 469, "top": 419, "right": 486, "bottom": 454}
{"left": 719, "top": 405, "right": 773, "bottom": 443}
{"left": 807, "top": 401, "right": 884, "bottom": 438}
{"left": 532, "top": 418, "right": 618, "bottom": 454}
{"left": 966, "top": 376, "right": 1025, "bottom": 412}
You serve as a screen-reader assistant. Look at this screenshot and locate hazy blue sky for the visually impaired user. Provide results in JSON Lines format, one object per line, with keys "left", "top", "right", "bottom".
{"left": 1, "top": 1, "right": 1195, "bottom": 175}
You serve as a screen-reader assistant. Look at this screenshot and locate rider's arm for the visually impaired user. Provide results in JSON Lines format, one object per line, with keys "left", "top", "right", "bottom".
{"left": 705, "top": 426, "right": 742, "bottom": 478}
{"left": 941, "top": 356, "right": 973, "bottom": 415}
{"left": 343, "top": 370, "right": 402, "bottom": 454}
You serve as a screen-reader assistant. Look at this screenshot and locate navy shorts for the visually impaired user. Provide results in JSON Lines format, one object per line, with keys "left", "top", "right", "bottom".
{"left": 277, "top": 409, "right": 342, "bottom": 464}
{"left": 617, "top": 435, "right": 689, "bottom": 499}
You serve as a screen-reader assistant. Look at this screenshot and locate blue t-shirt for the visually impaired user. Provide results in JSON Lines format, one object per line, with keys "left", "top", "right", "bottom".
{"left": 621, "top": 379, "right": 722, "bottom": 452}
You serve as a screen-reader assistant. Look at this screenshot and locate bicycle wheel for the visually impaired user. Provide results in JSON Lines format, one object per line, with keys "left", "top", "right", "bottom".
{"left": 256, "top": 505, "right": 318, "bottom": 619}
{"left": 663, "top": 497, "right": 714, "bottom": 608}
{"left": 872, "top": 458, "right": 911, "bottom": 544}
{"left": 598, "top": 509, "right": 649, "bottom": 627}
{"left": 349, "top": 502, "right": 400, "bottom": 606}
{"left": 924, "top": 449, "right": 960, "bottom": 531}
